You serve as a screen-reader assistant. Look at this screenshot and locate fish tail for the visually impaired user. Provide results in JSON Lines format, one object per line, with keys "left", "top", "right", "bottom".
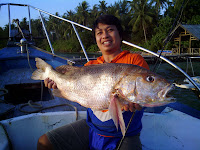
{"left": 31, "top": 57, "right": 52, "bottom": 80}
{"left": 31, "top": 69, "right": 45, "bottom": 80}
{"left": 35, "top": 57, "right": 52, "bottom": 71}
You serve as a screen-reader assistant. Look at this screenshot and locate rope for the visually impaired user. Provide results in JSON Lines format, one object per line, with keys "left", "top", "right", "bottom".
{"left": 26, "top": 44, "right": 44, "bottom": 102}
{"left": 26, "top": 44, "right": 34, "bottom": 72}
{"left": 0, "top": 89, "right": 15, "bottom": 117}
{"left": 19, "top": 100, "right": 78, "bottom": 120}
{"left": 12, "top": 19, "right": 25, "bottom": 39}
{"left": 0, "top": 88, "right": 8, "bottom": 97}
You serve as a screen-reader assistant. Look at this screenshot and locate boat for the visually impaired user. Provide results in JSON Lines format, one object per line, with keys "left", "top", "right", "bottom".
{"left": 0, "top": 3, "right": 200, "bottom": 150}
{"left": 175, "top": 76, "right": 200, "bottom": 89}
{"left": 175, "top": 57, "right": 200, "bottom": 91}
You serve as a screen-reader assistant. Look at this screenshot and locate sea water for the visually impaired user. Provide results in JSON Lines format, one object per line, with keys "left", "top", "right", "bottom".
{"left": 149, "top": 61, "right": 200, "bottom": 111}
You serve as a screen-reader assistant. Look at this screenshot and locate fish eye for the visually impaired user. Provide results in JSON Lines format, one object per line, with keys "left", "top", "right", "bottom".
{"left": 146, "top": 76, "right": 154, "bottom": 82}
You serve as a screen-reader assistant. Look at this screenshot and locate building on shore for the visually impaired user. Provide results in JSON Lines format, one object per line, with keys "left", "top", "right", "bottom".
{"left": 166, "top": 24, "right": 200, "bottom": 55}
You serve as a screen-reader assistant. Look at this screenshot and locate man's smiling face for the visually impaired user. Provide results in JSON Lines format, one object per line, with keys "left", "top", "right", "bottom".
{"left": 95, "top": 23, "right": 121, "bottom": 54}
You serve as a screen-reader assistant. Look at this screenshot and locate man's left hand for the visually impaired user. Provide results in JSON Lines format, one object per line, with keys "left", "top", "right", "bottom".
{"left": 122, "top": 103, "right": 142, "bottom": 112}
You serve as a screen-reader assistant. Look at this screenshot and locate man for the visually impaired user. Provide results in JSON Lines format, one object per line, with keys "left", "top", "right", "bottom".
{"left": 37, "top": 15, "right": 149, "bottom": 150}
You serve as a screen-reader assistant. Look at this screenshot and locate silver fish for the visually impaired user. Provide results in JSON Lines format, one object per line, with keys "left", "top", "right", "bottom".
{"left": 31, "top": 58, "right": 175, "bottom": 136}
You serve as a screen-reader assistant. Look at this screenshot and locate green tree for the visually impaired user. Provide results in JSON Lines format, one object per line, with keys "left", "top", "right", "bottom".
{"left": 98, "top": 1, "right": 108, "bottom": 16}
{"left": 151, "top": 0, "right": 168, "bottom": 19}
{"left": 166, "top": 0, "right": 200, "bottom": 24}
{"left": 19, "top": 17, "right": 29, "bottom": 30}
{"left": 129, "top": 0, "right": 155, "bottom": 43}
{"left": 0, "top": 27, "right": 8, "bottom": 48}
{"left": 148, "top": 15, "right": 173, "bottom": 51}
{"left": 88, "top": 4, "right": 99, "bottom": 26}
{"left": 47, "top": 12, "right": 62, "bottom": 40}
{"left": 188, "top": 15, "right": 200, "bottom": 24}
{"left": 63, "top": 10, "right": 76, "bottom": 39}
{"left": 75, "top": 1, "right": 90, "bottom": 26}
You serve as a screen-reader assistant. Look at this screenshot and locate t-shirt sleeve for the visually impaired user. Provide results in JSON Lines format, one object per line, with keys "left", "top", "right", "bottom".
{"left": 131, "top": 54, "right": 149, "bottom": 70}
{"left": 84, "top": 60, "right": 98, "bottom": 66}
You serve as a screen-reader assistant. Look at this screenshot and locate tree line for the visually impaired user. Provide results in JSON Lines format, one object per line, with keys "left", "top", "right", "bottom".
{"left": 0, "top": 0, "right": 200, "bottom": 53}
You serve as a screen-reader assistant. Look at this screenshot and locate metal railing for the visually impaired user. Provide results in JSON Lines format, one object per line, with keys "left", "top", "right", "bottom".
{"left": 1, "top": 3, "right": 200, "bottom": 92}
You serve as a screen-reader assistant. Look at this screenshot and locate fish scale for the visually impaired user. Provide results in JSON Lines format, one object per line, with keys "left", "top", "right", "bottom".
{"left": 31, "top": 57, "right": 175, "bottom": 136}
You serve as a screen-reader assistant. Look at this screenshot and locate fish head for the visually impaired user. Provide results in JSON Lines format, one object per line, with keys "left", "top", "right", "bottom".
{"left": 117, "top": 69, "right": 175, "bottom": 107}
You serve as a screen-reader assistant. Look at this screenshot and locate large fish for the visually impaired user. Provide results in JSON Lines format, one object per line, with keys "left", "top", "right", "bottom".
{"left": 31, "top": 58, "right": 175, "bottom": 136}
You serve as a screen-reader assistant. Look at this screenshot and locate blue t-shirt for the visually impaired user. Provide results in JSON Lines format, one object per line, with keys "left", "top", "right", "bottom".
{"left": 86, "top": 108, "right": 144, "bottom": 149}
{"left": 85, "top": 51, "right": 148, "bottom": 149}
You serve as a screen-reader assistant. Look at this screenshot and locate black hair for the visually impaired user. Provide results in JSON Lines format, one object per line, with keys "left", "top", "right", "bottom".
{"left": 92, "top": 15, "right": 123, "bottom": 41}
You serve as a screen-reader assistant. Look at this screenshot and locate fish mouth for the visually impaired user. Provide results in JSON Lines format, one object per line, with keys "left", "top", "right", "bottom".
{"left": 158, "top": 84, "right": 175, "bottom": 102}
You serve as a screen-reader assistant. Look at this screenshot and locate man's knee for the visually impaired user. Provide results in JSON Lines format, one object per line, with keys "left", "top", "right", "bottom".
{"left": 37, "top": 134, "right": 53, "bottom": 150}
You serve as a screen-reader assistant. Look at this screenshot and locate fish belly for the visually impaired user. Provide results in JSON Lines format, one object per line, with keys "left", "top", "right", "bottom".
{"left": 53, "top": 72, "right": 117, "bottom": 109}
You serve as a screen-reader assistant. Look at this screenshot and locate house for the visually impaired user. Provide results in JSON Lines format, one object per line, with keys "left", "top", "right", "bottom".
{"left": 166, "top": 24, "right": 200, "bottom": 55}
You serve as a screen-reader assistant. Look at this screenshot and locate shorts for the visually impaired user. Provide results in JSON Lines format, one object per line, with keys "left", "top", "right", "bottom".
{"left": 46, "top": 119, "right": 90, "bottom": 150}
{"left": 46, "top": 119, "right": 142, "bottom": 150}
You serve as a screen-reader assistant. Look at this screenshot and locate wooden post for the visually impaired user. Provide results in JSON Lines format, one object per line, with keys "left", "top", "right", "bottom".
{"left": 179, "top": 37, "right": 181, "bottom": 54}
{"left": 189, "top": 35, "right": 192, "bottom": 54}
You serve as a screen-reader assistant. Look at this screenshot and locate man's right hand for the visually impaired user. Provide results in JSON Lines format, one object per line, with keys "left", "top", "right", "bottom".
{"left": 44, "top": 78, "right": 57, "bottom": 89}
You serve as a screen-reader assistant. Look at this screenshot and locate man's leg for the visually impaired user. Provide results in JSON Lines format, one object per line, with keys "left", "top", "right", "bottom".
{"left": 37, "top": 134, "right": 54, "bottom": 150}
{"left": 117, "top": 133, "right": 142, "bottom": 150}
{"left": 37, "top": 119, "right": 89, "bottom": 150}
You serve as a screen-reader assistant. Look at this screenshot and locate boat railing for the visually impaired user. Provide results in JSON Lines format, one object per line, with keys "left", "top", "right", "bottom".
{"left": 1, "top": 3, "right": 200, "bottom": 92}
{"left": 186, "top": 56, "right": 200, "bottom": 76}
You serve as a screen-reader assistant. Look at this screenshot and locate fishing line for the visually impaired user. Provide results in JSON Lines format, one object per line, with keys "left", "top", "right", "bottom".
{"left": 117, "top": 0, "right": 190, "bottom": 149}
{"left": 116, "top": 110, "right": 136, "bottom": 150}
{"left": 152, "top": 0, "right": 189, "bottom": 73}
{"left": 151, "top": 0, "right": 190, "bottom": 149}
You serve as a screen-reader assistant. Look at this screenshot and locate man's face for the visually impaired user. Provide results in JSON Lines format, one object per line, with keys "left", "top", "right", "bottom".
{"left": 95, "top": 23, "right": 121, "bottom": 54}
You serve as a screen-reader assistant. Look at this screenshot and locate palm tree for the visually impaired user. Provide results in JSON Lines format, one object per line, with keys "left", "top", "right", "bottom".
{"left": 62, "top": 10, "right": 76, "bottom": 39}
{"left": 88, "top": 4, "right": 99, "bottom": 27}
{"left": 75, "top": 1, "right": 90, "bottom": 26}
{"left": 19, "top": 17, "right": 28, "bottom": 30}
{"left": 107, "top": 3, "right": 120, "bottom": 18}
{"left": 151, "top": 0, "right": 168, "bottom": 21}
{"left": 31, "top": 19, "right": 43, "bottom": 37}
{"left": 47, "top": 12, "right": 63, "bottom": 40}
{"left": 129, "top": 0, "right": 155, "bottom": 43}
{"left": 98, "top": 1, "right": 108, "bottom": 16}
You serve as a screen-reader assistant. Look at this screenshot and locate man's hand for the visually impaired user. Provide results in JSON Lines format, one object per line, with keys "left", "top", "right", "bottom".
{"left": 44, "top": 68, "right": 67, "bottom": 89}
{"left": 122, "top": 103, "right": 142, "bottom": 112}
{"left": 44, "top": 78, "right": 57, "bottom": 89}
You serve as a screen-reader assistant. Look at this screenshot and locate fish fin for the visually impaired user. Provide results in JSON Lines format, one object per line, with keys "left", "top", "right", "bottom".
{"left": 31, "top": 58, "right": 52, "bottom": 80}
{"left": 35, "top": 57, "right": 52, "bottom": 71}
{"left": 56, "top": 65, "right": 79, "bottom": 74}
{"left": 53, "top": 89, "right": 65, "bottom": 98}
{"left": 109, "top": 95, "right": 126, "bottom": 137}
{"left": 31, "top": 69, "right": 45, "bottom": 80}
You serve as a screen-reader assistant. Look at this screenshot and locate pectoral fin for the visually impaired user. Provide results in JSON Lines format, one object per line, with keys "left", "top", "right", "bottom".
{"left": 109, "top": 94, "right": 126, "bottom": 137}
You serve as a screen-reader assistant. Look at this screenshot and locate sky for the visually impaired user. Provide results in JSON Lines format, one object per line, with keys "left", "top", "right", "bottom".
{"left": 0, "top": 0, "right": 117, "bottom": 28}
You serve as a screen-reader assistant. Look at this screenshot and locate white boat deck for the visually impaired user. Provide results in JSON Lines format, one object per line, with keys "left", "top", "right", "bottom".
{"left": 0, "top": 107, "right": 200, "bottom": 150}
{"left": 141, "top": 107, "right": 200, "bottom": 150}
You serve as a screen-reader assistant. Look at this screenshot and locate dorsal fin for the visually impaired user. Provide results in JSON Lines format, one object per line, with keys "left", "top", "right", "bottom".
{"left": 56, "top": 65, "right": 80, "bottom": 74}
